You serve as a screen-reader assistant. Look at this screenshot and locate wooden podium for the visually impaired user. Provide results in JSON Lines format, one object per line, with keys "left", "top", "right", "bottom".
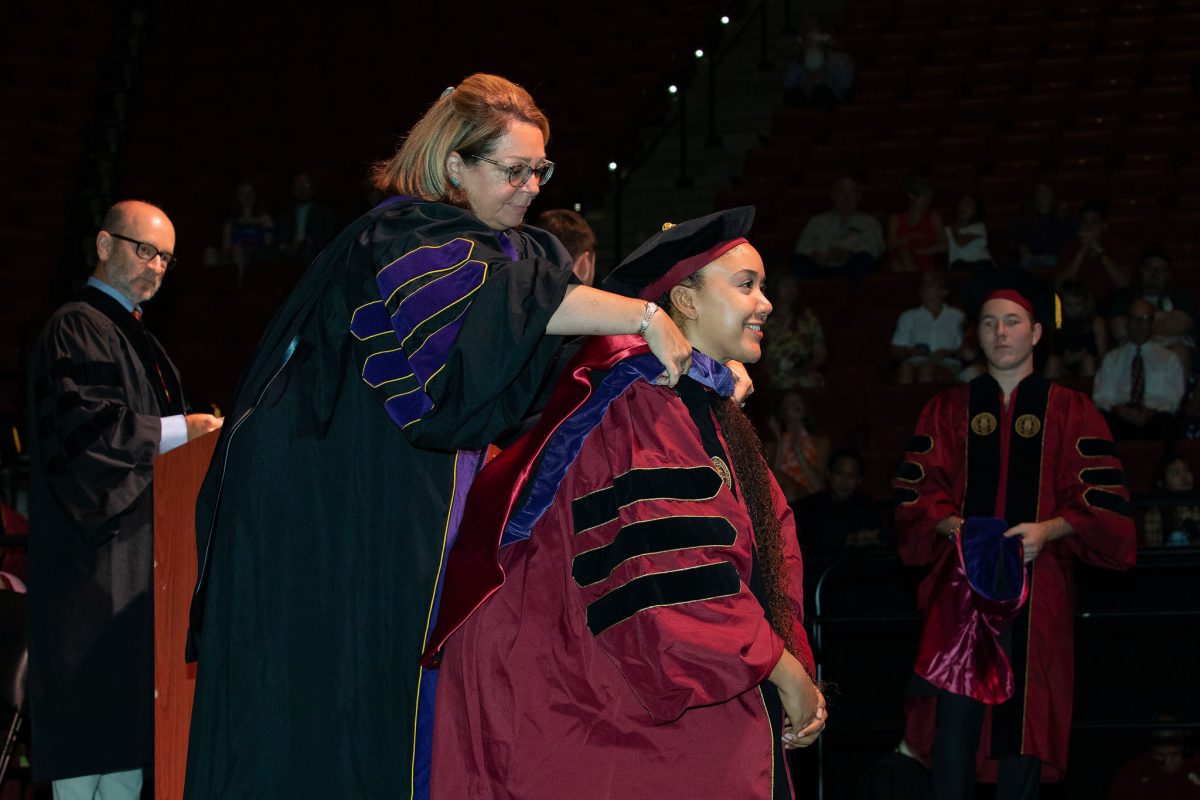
{"left": 152, "top": 432, "right": 218, "bottom": 799}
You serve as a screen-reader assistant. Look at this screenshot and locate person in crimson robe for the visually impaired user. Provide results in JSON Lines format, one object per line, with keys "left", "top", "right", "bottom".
{"left": 26, "top": 201, "right": 223, "bottom": 798}
{"left": 183, "top": 75, "right": 695, "bottom": 800}
{"left": 892, "top": 269, "right": 1137, "bottom": 799}
{"left": 425, "top": 207, "right": 826, "bottom": 800}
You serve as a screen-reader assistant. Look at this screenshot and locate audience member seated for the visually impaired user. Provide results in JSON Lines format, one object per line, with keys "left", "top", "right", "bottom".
{"left": 761, "top": 273, "right": 827, "bottom": 389}
{"left": 795, "top": 449, "right": 886, "bottom": 556}
{"left": 221, "top": 180, "right": 274, "bottom": 275}
{"left": 276, "top": 172, "right": 337, "bottom": 266}
{"left": 945, "top": 193, "right": 993, "bottom": 271}
{"left": 1012, "top": 181, "right": 1076, "bottom": 269}
{"left": 1179, "top": 385, "right": 1200, "bottom": 440}
{"left": 1055, "top": 198, "right": 1133, "bottom": 313}
{"left": 766, "top": 390, "right": 830, "bottom": 503}
{"left": 1109, "top": 246, "right": 1198, "bottom": 370}
{"left": 1141, "top": 455, "right": 1200, "bottom": 547}
{"left": 1094, "top": 299, "right": 1185, "bottom": 440}
{"left": 535, "top": 208, "right": 597, "bottom": 285}
{"left": 1045, "top": 279, "right": 1108, "bottom": 379}
{"left": 783, "top": 16, "right": 855, "bottom": 108}
{"left": 791, "top": 176, "right": 884, "bottom": 281}
{"left": 891, "top": 272, "right": 965, "bottom": 384}
{"left": 956, "top": 323, "right": 987, "bottom": 382}
{"left": 887, "top": 173, "right": 946, "bottom": 273}
{"left": 1106, "top": 714, "right": 1200, "bottom": 799}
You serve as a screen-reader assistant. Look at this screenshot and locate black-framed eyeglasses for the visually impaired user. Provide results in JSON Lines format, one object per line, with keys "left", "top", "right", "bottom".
{"left": 469, "top": 155, "right": 555, "bottom": 188}
{"left": 108, "top": 232, "right": 177, "bottom": 269}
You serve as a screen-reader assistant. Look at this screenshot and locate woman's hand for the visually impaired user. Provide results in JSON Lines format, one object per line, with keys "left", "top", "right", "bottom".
{"left": 769, "top": 650, "right": 827, "bottom": 750}
{"left": 644, "top": 310, "right": 692, "bottom": 386}
{"left": 782, "top": 688, "right": 827, "bottom": 749}
{"left": 725, "top": 360, "right": 754, "bottom": 405}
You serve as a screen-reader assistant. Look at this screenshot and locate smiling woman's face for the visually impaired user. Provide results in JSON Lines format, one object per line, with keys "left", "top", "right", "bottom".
{"left": 677, "top": 244, "right": 773, "bottom": 365}
{"left": 454, "top": 120, "right": 546, "bottom": 231}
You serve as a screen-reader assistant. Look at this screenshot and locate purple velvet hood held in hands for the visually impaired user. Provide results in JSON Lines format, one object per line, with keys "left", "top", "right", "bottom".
{"left": 915, "top": 516, "right": 1031, "bottom": 703}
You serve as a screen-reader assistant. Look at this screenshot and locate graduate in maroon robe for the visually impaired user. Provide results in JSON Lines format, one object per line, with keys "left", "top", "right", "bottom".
{"left": 893, "top": 271, "right": 1137, "bottom": 798}
{"left": 426, "top": 208, "right": 826, "bottom": 799}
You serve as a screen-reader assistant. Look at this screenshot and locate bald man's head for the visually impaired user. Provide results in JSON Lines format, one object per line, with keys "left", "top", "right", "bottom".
{"left": 95, "top": 200, "right": 176, "bottom": 306}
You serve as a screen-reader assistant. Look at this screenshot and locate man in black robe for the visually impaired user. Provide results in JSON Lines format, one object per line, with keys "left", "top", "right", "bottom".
{"left": 26, "top": 200, "right": 222, "bottom": 798}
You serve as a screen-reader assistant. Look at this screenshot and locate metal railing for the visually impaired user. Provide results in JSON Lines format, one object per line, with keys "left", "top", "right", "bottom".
{"left": 608, "top": 0, "right": 795, "bottom": 254}
{"left": 809, "top": 545, "right": 1200, "bottom": 798}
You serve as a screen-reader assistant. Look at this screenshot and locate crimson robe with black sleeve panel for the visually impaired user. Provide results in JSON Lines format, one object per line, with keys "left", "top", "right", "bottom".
{"left": 431, "top": 336, "right": 814, "bottom": 800}
{"left": 26, "top": 287, "right": 186, "bottom": 781}
{"left": 183, "top": 198, "right": 574, "bottom": 800}
{"left": 893, "top": 373, "right": 1136, "bottom": 783}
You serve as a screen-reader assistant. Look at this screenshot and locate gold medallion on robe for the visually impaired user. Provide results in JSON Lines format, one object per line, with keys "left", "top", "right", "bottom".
{"left": 1015, "top": 414, "right": 1042, "bottom": 438}
{"left": 970, "top": 412, "right": 998, "bottom": 436}
{"left": 710, "top": 456, "right": 732, "bottom": 490}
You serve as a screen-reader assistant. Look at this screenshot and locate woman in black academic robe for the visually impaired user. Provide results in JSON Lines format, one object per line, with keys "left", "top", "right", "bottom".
{"left": 183, "top": 74, "right": 692, "bottom": 799}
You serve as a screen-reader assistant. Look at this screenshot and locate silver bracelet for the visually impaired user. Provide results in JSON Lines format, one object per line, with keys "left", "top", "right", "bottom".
{"left": 637, "top": 301, "right": 659, "bottom": 338}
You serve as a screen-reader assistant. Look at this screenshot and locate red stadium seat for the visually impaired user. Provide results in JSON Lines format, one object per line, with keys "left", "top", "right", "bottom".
{"left": 931, "top": 27, "right": 988, "bottom": 64}
{"left": 1116, "top": 439, "right": 1167, "bottom": 495}
{"left": 1103, "top": 16, "right": 1158, "bottom": 50}
{"left": 867, "top": 384, "right": 948, "bottom": 453}
{"left": 930, "top": 163, "right": 979, "bottom": 195}
{"left": 980, "top": 174, "right": 1037, "bottom": 205}
{"left": 990, "top": 24, "right": 1046, "bottom": 55}
{"left": 1013, "top": 92, "right": 1077, "bottom": 124}
{"left": 1032, "top": 56, "right": 1090, "bottom": 88}
{"left": 1138, "top": 86, "right": 1196, "bottom": 117}
{"left": 1058, "top": 129, "right": 1119, "bottom": 161}
{"left": 1046, "top": 19, "right": 1101, "bottom": 51}
{"left": 933, "top": 135, "right": 991, "bottom": 165}
{"left": 1122, "top": 124, "right": 1185, "bottom": 159}
{"left": 1161, "top": 13, "right": 1200, "bottom": 47}
{"left": 1077, "top": 89, "right": 1135, "bottom": 119}
{"left": 970, "top": 60, "right": 1027, "bottom": 95}
{"left": 861, "top": 449, "right": 903, "bottom": 498}
{"left": 954, "top": 97, "right": 1013, "bottom": 126}
{"left": 992, "top": 132, "right": 1056, "bottom": 163}
{"left": 864, "top": 139, "right": 928, "bottom": 172}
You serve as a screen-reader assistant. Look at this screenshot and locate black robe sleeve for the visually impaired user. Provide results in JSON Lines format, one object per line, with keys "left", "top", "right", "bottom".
{"left": 29, "top": 307, "right": 160, "bottom": 544}
{"left": 347, "top": 202, "right": 573, "bottom": 451}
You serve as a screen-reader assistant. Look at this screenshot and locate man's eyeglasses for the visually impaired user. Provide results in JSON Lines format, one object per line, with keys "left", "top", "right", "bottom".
{"left": 108, "top": 232, "right": 177, "bottom": 269}
{"left": 469, "top": 155, "right": 555, "bottom": 188}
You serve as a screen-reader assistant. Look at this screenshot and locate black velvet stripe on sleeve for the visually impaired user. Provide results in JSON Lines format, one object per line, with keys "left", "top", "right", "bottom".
{"left": 907, "top": 434, "right": 934, "bottom": 454}
{"left": 46, "top": 405, "right": 123, "bottom": 473}
{"left": 1079, "top": 467, "right": 1126, "bottom": 487}
{"left": 895, "top": 461, "right": 925, "bottom": 483}
{"left": 894, "top": 486, "right": 920, "bottom": 506}
{"left": 586, "top": 561, "right": 741, "bottom": 636}
{"left": 33, "top": 359, "right": 123, "bottom": 401}
{"left": 571, "top": 466, "right": 725, "bottom": 532}
{"left": 571, "top": 516, "right": 736, "bottom": 587}
{"left": 1084, "top": 488, "right": 1134, "bottom": 517}
{"left": 1077, "top": 437, "right": 1117, "bottom": 457}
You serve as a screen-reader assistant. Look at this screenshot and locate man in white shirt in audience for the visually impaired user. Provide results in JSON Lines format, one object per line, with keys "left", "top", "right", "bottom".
{"left": 792, "top": 176, "right": 885, "bottom": 281}
{"left": 891, "top": 271, "right": 966, "bottom": 384}
{"left": 1093, "top": 297, "right": 1185, "bottom": 439}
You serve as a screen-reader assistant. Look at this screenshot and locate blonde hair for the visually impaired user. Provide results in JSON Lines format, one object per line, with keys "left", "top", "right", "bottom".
{"left": 371, "top": 73, "right": 550, "bottom": 203}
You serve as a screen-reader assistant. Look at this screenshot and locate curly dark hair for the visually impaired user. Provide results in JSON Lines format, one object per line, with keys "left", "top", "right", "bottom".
{"left": 712, "top": 396, "right": 795, "bottom": 653}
